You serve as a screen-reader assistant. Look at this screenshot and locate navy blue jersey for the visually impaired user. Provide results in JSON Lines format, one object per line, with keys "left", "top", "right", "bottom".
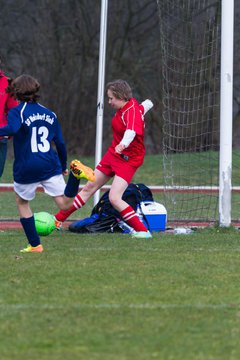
{"left": 0, "top": 102, "right": 67, "bottom": 184}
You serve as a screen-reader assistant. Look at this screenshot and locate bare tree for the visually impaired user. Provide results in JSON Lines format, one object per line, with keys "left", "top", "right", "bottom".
{"left": 0, "top": 0, "right": 162, "bottom": 155}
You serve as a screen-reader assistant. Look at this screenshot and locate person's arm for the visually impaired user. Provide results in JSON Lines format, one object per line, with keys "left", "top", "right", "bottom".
{"left": 0, "top": 107, "right": 21, "bottom": 136}
{"left": 140, "top": 99, "right": 153, "bottom": 115}
{"left": 120, "top": 129, "right": 136, "bottom": 147}
{"left": 5, "top": 93, "right": 18, "bottom": 114}
{"left": 115, "top": 129, "right": 136, "bottom": 154}
{"left": 115, "top": 99, "right": 154, "bottom": 154}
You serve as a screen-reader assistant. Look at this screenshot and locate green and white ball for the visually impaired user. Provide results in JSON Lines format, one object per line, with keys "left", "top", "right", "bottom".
{"left": 34, "top": 212, "right": 55, "bottom": 236}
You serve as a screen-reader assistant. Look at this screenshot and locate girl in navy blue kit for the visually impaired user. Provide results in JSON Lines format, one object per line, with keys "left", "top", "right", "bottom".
{"left": 0, "top": 74, "right": 95, "bottom": 253}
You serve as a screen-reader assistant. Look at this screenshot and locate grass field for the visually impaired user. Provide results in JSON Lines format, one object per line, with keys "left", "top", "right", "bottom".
{"left": 1, "top": 154, "right": 240, "bottom": 359}
{"left": 1, "top": 229, "right": 240, "bottom": 359}
{"left": 2, "top": 151, "right": 240, "bottom": 222}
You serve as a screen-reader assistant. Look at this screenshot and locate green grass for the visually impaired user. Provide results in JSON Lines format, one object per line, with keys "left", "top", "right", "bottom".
{"left": 1, "top": 151, "right": 240, "bottom": 222}
{"left": 1, "top": 229, "right": 240, "bottom": 359}
{"left": 2, "top": 150, "right": 240, "bottom": 185}
{"left": 0, "top": 155, "right": 166, "bottom": 220}
{"left": 1, "top": 154, "right": 240, "bottom": 358}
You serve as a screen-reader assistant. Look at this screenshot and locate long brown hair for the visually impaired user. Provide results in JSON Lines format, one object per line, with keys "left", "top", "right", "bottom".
{"left": 7, "top": 74, "right": 40, "bottom": 102}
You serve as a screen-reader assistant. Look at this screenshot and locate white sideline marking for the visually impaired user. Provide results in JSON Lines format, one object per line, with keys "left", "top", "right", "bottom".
{"left": 0, "top": 303, "right": 238, "bottom": 310}
{"left": 68, "top": 247, "right": 240, "bottom": 253}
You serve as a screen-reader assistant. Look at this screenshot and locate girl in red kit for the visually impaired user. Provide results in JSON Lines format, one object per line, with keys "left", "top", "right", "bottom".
{"left": 55, "top": 79, "right": 153, "bottom": 238}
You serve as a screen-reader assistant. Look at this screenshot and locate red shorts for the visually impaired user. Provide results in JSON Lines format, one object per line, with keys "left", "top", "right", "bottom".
{"left": 96, "top": 150, "right": 138, "bottom": 184}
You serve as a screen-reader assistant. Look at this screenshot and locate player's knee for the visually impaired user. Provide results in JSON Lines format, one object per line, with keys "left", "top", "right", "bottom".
{"left": 108, "top": 193, "right": 120, "bottom": 208}
{"left": 15, "top": 194, "right": 27, "bottom": 206}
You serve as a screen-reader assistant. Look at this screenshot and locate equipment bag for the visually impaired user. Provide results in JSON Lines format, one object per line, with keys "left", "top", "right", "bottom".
{"left": 68, "top": 214, "right": 121, "bottom": 233}
{"left": 68, "top": 183, "right": 153, "bottom": 234}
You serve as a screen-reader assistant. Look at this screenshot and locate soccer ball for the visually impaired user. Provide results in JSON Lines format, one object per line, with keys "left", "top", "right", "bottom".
{"left": 34, "top": 212, "right": 56, "bottom": 236}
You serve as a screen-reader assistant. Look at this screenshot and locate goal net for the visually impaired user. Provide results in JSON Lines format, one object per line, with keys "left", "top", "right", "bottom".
{"left": 157, "top": 0, "right": 222, "bottom": 224}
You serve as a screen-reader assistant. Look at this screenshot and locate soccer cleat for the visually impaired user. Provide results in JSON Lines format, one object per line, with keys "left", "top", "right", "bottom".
{"left": 131, "top": 231, "right": 152, "bottom": 239}
{"left": 20, "top": 244, "right": 43, "bottom": 253}
{"left": 54, "top": 218, "right": 63, "bottom": 231}
{"left": 70, "top": 159, "right": 96, "bottom": 182}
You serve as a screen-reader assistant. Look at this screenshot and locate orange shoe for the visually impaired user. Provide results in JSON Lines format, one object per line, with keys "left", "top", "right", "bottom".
{"left": 70, "top": 159, "right": 96, "bottom": 182}
{"left": 54, "top": 218, "right": 63, "bottom": 231}
{"left": 20, "top": 244, "right": 43, "bottom": 253}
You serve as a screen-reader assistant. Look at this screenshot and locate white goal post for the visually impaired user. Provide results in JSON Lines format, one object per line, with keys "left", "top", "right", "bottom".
{"left": 93, "top": 0, "right": 235, "bottom": 226}
{"left": 94, "top": 0, "right": 108, "bottom": 205}
{"left": 157, "top": 0, "right": 235, "bottom": 226}
{"left": 219, "top": 0, "right": 234, "bottom": 226}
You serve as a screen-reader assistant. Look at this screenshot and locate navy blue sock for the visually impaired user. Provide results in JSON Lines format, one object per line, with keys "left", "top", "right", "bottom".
{"left": 20, "top": 216, "right": 41, "bottom": 247}
{"left": 64, "top": 172, "right": 80, "bottom": 197}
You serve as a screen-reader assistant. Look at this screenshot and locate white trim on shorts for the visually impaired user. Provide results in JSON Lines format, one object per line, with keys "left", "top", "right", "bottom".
{"left": 14, "top": 174, "right": 66, "bottom": 201}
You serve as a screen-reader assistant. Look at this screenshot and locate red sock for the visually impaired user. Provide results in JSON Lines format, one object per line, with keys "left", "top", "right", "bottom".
{"left": 54, "top": 207, "right": 76, "bottom": 222}
{"left": 120, "top": 205, "right": 148, "bottom": 232}
{"left": 55, "top": 194, "right": 85, "bottom": 222}
{"left": 73, "top": 194, "right": 85, "bottom": 209}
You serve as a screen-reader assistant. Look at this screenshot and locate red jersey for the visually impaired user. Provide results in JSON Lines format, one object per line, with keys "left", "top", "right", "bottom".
{"left": 0, "top": 71, "right": 18, "bottom": 128}
{"left": 108, "top": 98, "right": 145, "bottom": 167}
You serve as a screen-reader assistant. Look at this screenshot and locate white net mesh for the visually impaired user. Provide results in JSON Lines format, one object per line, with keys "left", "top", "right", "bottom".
{"left": 157, "top": 0, "right": 221, "bottom": 223}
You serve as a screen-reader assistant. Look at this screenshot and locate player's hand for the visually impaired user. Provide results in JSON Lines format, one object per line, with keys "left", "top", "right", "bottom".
{"left": 115, "top": 144, "right": 125, "bottom": 154}
{"left": 63, "top": 169, "right": 69, "bottom": 176}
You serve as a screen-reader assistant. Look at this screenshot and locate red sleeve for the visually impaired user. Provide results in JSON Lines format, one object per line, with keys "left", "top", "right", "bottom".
{"left": 5, "top": 94, "right": 18, "bottom": 114}
{"left": 139, "top": 104, "right": 144, "bottom": 114}
{"left": 123, "top": 102, "right": 144, "bottom": 135}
